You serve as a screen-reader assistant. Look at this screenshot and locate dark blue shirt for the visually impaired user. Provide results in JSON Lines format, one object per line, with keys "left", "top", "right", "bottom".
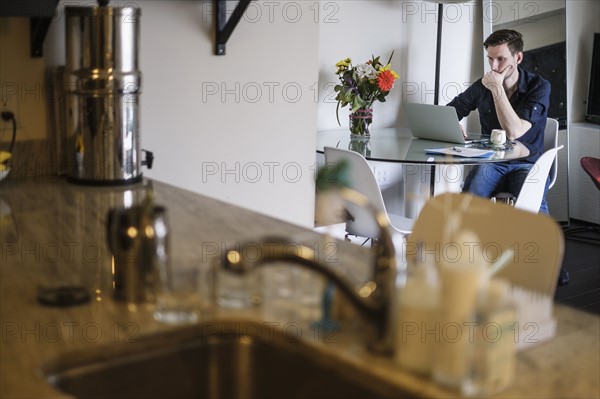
{"left": 447, "top": 67, "right": 550, "bottom": 162}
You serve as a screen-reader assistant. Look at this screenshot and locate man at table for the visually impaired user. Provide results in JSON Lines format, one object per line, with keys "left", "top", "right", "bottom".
{"left": 447, "top": 29, "right": 551, "bottom": 213}
{"left": 446, "top": 30, "right": 571, "bottom": 285}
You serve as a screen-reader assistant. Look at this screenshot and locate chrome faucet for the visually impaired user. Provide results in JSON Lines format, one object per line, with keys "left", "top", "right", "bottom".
{"left": 221, "top": 188, "right": 398, "bottom": 354}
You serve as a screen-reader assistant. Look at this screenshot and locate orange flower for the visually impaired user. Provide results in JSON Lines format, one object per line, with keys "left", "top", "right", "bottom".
{"left": 377, "top": 70, "right": 396, "bottom": 91}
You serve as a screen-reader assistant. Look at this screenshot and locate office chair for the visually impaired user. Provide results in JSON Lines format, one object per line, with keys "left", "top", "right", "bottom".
{"left": 323, "top": 147, "right": 414, "bottom": 240}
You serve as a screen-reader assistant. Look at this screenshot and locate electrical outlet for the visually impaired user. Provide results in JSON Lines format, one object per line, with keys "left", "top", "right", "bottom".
{"left": 0, "top": 90, "right": 18, "bottom": 133}
{"left": 373, "top": 166, "right": 388, "bottom": 185}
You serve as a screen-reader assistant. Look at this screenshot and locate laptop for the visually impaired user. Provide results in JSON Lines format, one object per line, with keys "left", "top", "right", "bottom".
{"left": 403, "top": 102, "right": 488, "bottom": 144}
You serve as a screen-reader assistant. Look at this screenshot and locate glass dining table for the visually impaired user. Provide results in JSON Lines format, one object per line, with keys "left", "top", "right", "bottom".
{"left": 316, "top": 127, "right": 530, "bottom": 164}
{"left": 316, "top": 127, "right": 531, "bottom": 218}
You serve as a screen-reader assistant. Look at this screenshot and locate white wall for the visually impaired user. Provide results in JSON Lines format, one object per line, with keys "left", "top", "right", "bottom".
{"left": 44, "top": 0, "right": 320, "bottom": 228}
{"left": 504, "top": 11, "right": 565, "bottom": 50}
{"left": 492, "top": 0, "right": 565, "bottom": 27}
{"left": 317, "top": 0, "right": 483, "bottom": 133}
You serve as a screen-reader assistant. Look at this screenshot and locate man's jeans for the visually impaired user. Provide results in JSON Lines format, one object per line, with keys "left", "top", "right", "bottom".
{"left": 462, "top": 163, "right": 550, "bottom": 214}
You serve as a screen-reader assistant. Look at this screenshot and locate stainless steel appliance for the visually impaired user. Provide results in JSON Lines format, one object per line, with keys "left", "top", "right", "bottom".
{"left": 62, "top": 3, "right": 152, "bottom": 184}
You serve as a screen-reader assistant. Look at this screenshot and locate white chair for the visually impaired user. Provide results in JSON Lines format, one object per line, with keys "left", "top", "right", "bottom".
{"left": 513, "top": 145, "right": 563, "bottom": 213}
{"left": 542, "top": 117, "right": 560, "bottom": 190}
{"left": 323, "top": 147, "right": 414, "bottom": 239}
{"left": 408, "top": 192, "right": 564, "bottom": 297}
{"left": 494, "top": 118, "right": 560, "bottom": 213}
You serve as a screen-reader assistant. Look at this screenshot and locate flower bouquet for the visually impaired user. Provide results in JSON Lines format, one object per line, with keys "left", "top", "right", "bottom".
{"left": 334, "top": 52, "right": 399, "bottom": 136}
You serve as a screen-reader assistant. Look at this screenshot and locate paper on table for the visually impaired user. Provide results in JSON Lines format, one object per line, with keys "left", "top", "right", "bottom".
{"left": 425, "top": 147, "right": 495, "bottom": 158}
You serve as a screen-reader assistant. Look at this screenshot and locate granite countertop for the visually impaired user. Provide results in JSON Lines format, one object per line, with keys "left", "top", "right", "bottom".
{"left": 1, "top": 178, "right": 599, "bottom": 398}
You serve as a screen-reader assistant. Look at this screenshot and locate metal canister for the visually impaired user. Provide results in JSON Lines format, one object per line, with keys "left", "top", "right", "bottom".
{"left": 63, "top": 5, "right": 145, "bottom": 184}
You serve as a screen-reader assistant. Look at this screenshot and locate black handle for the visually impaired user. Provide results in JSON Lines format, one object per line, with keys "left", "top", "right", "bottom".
{"left": 141, "top": 149, "right": 154, "bottom": 169}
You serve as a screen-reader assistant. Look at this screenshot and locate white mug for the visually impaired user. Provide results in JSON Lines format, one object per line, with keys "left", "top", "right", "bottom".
{"left": 491, "top": 129, "right": 507, "bottom": 147}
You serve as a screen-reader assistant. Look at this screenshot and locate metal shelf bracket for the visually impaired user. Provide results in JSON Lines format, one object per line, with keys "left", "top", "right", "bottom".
{"left": 1, "top": 0, "right": 59, "bottom": 58}
{"left": 30, "top": 17, "right": 53, "bottom": 57}
{"left": 215, "top": 0, "right": 251, "bottom": 55}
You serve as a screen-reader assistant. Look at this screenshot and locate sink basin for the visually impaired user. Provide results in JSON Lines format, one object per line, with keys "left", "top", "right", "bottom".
{"left": 43, "top": 321, "right": 406, "bottom": 399}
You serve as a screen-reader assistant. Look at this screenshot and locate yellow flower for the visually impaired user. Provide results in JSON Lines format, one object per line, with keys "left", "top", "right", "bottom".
{"left": 380, "top": 64, "right": 399, "bottom": 80}
{"left": 335, "top": 58, "right": 352, "bottom": 74}
{"left": 336, "top": 58, "right": 352, "bottom": 67}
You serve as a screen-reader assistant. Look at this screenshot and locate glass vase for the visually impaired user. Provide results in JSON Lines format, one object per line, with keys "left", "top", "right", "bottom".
{"left": 348, "top": 134, "right": 371, "bottom": 158}
{"left": 349, "top": 108, "right": 373, "bottom": 137}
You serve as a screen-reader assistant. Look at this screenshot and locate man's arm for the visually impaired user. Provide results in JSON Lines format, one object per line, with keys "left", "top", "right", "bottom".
{"left": 446, "top": 84, "right": 480, "bottom": 138}
{"left": 482, "top": 65, "right": 531, "bottom": 140}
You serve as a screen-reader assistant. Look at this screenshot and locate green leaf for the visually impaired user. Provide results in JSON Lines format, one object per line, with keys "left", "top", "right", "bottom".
{"left": 344, "top": 91, "right": 354, "bottom": 104}
{"left": 386, "top": 50, "right": 395, "bottom": 66}
{"left": 351, "top": 96, "right": 366, "bottom": 112}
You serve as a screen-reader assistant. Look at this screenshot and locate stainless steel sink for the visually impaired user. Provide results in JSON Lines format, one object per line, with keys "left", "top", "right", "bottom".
{"left": 43, "top": 321, "right": 407, "bottom": 399}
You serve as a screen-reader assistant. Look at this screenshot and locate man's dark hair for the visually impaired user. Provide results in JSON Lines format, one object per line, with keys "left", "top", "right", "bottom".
{"left": 483, "top": 29, "right": 524, "bottom": 54}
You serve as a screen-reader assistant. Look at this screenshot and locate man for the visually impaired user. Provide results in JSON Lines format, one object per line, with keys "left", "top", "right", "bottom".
{"left": 447, "top": 29, "right": 551, "bottom": 213}
{"left": 447, "top": 30, "right": 570, "bottom": 286}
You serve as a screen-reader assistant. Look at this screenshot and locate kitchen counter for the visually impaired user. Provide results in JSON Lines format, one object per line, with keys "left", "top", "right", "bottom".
{"left": 1, "top": 178, "right": 599, "bottom": 398}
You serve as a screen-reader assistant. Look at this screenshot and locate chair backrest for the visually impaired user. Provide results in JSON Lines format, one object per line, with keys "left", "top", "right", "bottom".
{"left": 407, "top": 193, "right": 564, "bottom": 297}
{"left": 324, "top": 146, "right": 390, "bottom": 238}
{"left": 543, "top": 118, "right": 559, "bottom": 189}
{"left": 514, "top": 146, "right": 563, "bottom": 213}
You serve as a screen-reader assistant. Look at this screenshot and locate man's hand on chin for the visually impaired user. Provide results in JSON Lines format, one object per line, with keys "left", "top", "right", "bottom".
{"left": 482, "top": 65, "right": 512, "bottom": 98}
